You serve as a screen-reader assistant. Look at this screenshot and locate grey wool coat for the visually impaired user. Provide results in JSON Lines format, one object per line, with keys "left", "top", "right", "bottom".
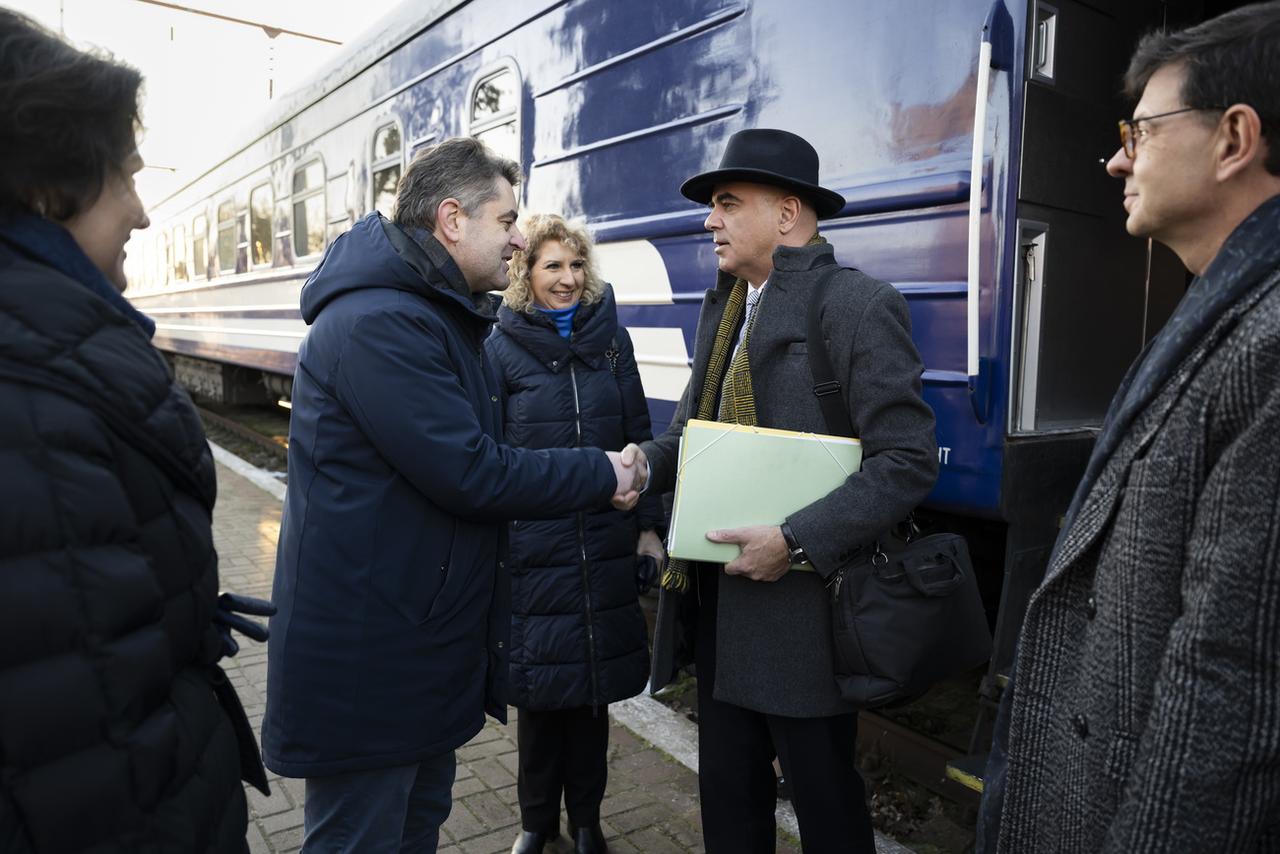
{"left": 981, "top": 195, "right": 1280, "bottom": 852}
{"left": 642, "top": 242, "right": 938, "bottom": 717}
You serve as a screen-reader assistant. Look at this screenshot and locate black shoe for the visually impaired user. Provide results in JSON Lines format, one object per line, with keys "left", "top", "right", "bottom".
{"left": 570, "top": 824, "right": 608, "bottom": 854}
{"left": 511, "top": 829, "right": 558, "bottom": 854}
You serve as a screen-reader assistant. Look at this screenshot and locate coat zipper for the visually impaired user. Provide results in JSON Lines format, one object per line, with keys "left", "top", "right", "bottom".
{"left": 569, "top": 362, "right": 601, "bottom": 711}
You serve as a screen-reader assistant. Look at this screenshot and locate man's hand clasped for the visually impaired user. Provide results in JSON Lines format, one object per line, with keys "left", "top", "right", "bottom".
{"left": 607, "top": 443, "right": 649, "bottom": 510}
{"left": 706, "top": 524, "right": 791, "bottom": 582}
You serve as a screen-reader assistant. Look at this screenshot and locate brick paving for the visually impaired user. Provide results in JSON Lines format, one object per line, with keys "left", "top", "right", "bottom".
{"left": 211, "top": 459, "right": 803, "bottom": 854}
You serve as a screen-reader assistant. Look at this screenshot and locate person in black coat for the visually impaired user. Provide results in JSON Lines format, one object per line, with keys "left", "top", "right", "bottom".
{"left": 0, "top": 10, "right": 268, "bottom": 852}
{"left": 486, "top": 215, "right": 664, "bottom": 854}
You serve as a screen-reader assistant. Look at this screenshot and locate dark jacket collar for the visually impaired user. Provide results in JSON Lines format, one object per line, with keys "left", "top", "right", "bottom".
{"left": 713, "top": 241, "right": 837, "bottom": 293}
{"left": 496, "top": 285, "right": 618, "bottom": 371}
{"left": 0, "top": 213, "right": 156, "bottom": 337}
{"left": 300, "top": 213, "right": 496, "bottom": 326}
{"left": 771, "top": 241, "right": 837, "bottom": 278}
{"left": 383, "top": 221, "right": 493, "bottom": 315}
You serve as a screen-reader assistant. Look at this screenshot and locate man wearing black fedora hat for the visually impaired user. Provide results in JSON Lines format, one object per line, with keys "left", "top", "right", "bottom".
{"left": 638, "top": 128, "right": 938, "bottom": 852}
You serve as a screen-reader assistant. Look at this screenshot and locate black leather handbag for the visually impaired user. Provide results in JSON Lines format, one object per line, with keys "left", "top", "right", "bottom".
{"left": 807, "top": 268, "right": 992, "bottom": 708}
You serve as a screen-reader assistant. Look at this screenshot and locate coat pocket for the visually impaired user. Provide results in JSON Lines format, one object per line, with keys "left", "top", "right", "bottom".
{"left": 371, "top": 511, "right": 457, "bottom": 625}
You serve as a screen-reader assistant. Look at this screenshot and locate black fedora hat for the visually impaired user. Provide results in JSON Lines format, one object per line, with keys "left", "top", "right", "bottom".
{"left": 680, "top": 128, "right": 846, "bottom": 219}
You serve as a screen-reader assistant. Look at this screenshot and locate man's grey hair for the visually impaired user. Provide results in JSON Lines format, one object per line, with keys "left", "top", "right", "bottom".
{"left": 393, "top": 137, "right": 521, "bottom": 230}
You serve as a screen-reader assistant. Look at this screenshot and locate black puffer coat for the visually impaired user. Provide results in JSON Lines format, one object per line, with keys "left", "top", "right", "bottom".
{"left": 486, "top": 287, "right": 660, "bottom": 711}
{"left": 0, "top": 235, "right": 254, "bottom": 852}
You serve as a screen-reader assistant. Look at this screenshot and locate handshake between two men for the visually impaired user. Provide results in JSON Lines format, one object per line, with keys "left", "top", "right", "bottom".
{"left": 605, "top": 443, "right": 648, "bottom": 511}
{"left": 600, "top": 444, "right": 784, "bottom": 579}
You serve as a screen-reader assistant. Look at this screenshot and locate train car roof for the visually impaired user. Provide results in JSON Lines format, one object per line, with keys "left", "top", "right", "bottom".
{"left": 155, "top": 0, "right": 467, "bottom": 207}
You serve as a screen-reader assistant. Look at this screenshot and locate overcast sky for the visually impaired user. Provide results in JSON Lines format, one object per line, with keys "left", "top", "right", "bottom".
{"left": 6, "top": 0, "right": 406, "bottom": 206}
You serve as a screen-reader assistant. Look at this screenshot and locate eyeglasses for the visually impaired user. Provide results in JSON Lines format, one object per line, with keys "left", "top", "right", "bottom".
{"left": 1118, "top": 106, "right": 1227, "bottom": 158}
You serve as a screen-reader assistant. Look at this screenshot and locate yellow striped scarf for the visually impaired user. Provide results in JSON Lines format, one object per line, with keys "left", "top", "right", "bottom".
{"left": 660, "top": 233, "right": 826, "bottom": 593}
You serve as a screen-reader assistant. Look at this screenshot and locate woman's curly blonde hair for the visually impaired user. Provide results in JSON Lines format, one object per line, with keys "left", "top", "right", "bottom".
{"left": 504, "top": 213, "right": 605, "bottom": 313}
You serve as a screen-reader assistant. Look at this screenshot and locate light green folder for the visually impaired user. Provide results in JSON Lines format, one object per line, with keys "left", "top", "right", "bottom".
{"left": 667, "top": 419, "right": 862, "bottom": 565}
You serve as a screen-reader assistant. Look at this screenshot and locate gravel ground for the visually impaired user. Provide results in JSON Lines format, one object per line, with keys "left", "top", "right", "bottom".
{"left": 200, "top": 419, "right": 288, "bottom": 477}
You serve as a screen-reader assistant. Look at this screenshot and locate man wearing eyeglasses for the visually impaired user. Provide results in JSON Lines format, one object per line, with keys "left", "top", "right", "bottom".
{"left": 978, "top": 4, "right": 1280, "bottom": 852}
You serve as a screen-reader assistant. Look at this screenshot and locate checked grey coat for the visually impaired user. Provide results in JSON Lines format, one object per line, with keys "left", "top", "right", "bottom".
{"left": 982, "top": 195, "right": 1280, "bottom": 852}
{"left": 642, "top": 241, "right": 938, "bottom": 717}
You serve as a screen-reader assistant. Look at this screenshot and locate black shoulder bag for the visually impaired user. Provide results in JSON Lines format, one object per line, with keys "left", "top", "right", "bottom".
{"left": 806, "top": 268, "right": 991, "bottom": 708}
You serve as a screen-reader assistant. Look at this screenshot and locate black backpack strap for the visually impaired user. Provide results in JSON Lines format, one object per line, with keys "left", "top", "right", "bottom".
{"left": 806, "top": 266, "right": 855, "bottom": 438}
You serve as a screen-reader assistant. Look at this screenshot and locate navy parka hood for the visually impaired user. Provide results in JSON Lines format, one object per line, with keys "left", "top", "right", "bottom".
{"left": 300, "top": 212, "right": 492, "bottom": 326}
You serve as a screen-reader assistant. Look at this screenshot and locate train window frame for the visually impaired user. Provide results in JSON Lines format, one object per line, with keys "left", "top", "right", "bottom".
{"left": 249, "top": 182, "right": 274, "bottom": 269}
{"left": 291, "top": 157, "right": 327, "bottom": 261}
{"left": 192, "top": 213, "right": 207, "bottom": 280}
{"left": 217, "top": 199, "right": 237, "bottom": 274}
{"left": 172, "top": 223, "right": 188, "bottom": 282}
{"left": 467, "top": 60, "right": 522, "bottom": 167}
{"left": 370, "top": 120, "right": 404, "bottom": 219}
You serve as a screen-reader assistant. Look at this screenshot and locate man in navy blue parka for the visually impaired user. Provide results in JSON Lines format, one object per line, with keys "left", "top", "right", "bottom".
{"left": 262, "top": 138, "right": 645, "bottom": 852}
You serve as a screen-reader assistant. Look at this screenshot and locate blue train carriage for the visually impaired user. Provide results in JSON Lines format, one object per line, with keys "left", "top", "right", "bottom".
{"left": 126, "top": 0, "right": 1229, "bottom": 786}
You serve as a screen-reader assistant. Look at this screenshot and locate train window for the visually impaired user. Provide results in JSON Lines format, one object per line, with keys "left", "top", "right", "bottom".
{"left": 172, "top": 224, "right": 188, "bottom": 281}
{"left": 469, "top": 65, "right": 520, "bottom": 165}
{"left": 217, "top": 201, "right": 236, "bottom": 273}
{"left": 137, "top": 240, "right": 151, "bottom": 290}
{"left": 292, "top": 160, "right": 325, "bottom": 258}
{"left": 371, "top": 123, "right": 402, "bottom": 218}
{"left": 471, "top": 69, "right": 517, "bottom": 123}
{"left": 157, "top": 236, "right": 166, "bottom": 287}
{"left": 249, "top": 184, "right": 273, "bottom": 267}
{"left": 192, "top": 214, "right": 207, "bottom": 279}
{"left": 161, "top": 231, "right": 171, "bottom": 287}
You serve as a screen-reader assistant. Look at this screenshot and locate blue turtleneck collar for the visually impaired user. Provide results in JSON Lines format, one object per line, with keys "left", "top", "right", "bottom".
{"left": 534, "top": 302, "right": 580, "bottom": 339}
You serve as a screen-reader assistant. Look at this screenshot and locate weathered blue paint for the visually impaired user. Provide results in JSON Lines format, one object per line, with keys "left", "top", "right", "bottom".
{"left": 135, "top": 0, "right": 1032, "bottom": 521}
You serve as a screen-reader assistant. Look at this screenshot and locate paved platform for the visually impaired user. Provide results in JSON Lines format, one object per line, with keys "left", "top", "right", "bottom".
{"left": 211, "top": 447, "right": 907, "bottom": 853}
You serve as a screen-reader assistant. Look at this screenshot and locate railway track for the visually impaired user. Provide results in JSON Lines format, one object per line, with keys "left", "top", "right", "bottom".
{"left": 197, "top": 405, "right": 289, "bottom": 467}
{"left": 859, "top": 710, "right": 980, "bottom": 807}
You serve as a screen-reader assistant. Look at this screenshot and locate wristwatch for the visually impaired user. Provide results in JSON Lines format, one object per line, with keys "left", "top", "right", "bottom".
{"left": 779, "top": 522, "right": 810, "bottom": 565}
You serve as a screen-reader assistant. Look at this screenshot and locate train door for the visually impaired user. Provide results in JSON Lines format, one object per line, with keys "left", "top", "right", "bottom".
{"left": 971, "top": 0, "right": 1254, "bottom": 769}
{"left": 989, "top": 0, "right": 1185, "bottom": 696}
{"left": 1013, "top": 0, "right": 1185, "bottom": 435}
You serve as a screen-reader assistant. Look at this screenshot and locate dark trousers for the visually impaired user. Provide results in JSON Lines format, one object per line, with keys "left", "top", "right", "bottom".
{"left": 301, "top": 751, "right": 456, "bottom": 853}
{"left": 696, "top": 566, "right": 875, "bottom": 854}
{"left": 516, "top": 705, "right": 610, "bottom": 832}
